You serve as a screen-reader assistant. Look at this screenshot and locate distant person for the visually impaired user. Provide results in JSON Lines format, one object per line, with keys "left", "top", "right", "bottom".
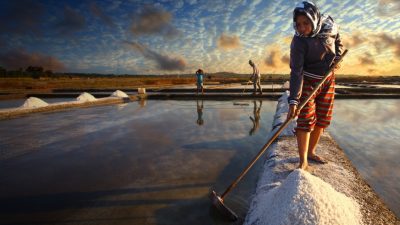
{"left": 249, "top": 100, "right": 262, "bottom": 135}
{"left": 287, "top": 1, "right": 344, "bottom": 170}
{"left": 248, "top": 60, "right": 262, "bottom": 95}
{"left": 196, "top": 99, "right": 204, "bottom": 125}
{"left": 196, "top": 69, "right": 204, "bottom": 95}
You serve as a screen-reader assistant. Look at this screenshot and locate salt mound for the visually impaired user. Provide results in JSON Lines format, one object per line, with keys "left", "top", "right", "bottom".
{"left": 281, "top": 81, "right": 290, "bottom": 89}
{"left": 21, "top": 97, "right": 48, "bottom": 108}
{"left": 247, "top": 169, "right": 362, "bottom": 225}
{"left": 76, "top": 92, "right": 97, "bottom": 102}
{"left": 111, "top": 90, "right": 129, "bottom": 98}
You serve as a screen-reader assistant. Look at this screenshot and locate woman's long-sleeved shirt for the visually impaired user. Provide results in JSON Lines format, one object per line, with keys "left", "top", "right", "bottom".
{"left": 288, "top": 33, "right": 344, "bottom": 105}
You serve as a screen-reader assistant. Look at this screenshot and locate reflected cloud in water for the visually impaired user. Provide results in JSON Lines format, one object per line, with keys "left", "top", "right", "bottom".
{"left": 0, "top": 100, "right": 277, "bottom": 224}
{"left": 329, "top": 99, "right": 400, "bottom": 216}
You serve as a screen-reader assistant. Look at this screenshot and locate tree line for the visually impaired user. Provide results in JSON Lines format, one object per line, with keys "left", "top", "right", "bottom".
{"left": 0, "top": 66, "right": 54, "bottom": 78}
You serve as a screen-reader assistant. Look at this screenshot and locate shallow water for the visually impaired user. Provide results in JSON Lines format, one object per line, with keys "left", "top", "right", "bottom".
{"left": 371, "top": 84, "right": 400, "bottom": 88}
{"left": 328, "top": 99, "right": 400, "bottom": 217}
{"left": 0, "top": 100, "right": 276, "bottom": 225}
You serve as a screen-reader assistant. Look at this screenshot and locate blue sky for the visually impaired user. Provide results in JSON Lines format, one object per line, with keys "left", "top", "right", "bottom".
{"left": 0, "top": 0, "right": 399, "bottom": 75}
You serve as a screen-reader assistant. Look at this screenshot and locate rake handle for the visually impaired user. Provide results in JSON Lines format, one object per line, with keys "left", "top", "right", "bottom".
{"left": 221, "top": 49, "right": 348, "bottom": 199}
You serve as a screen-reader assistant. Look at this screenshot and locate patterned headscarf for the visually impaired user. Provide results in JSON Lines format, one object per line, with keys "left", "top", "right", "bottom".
{"left": 293, "top": 1, "right": 338, "bottom": 53}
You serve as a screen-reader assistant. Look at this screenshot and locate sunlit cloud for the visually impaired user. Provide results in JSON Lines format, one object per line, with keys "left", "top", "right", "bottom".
{"left": 359, "top": 52, "right": 375, "bottom": 65}
{"left": 0, "top": 0, "right": 399, "bottom": 75}
{"left": 264, "top": 50, "right": 278, "bottom": 67}
{"left": 373, "top": 33, "right": 400, "bottom": 58}
{"left": 377, "top": 0, "right": 400, "bottom": 17}
{"left": 217, "top": 33, "right": 241, "bottom": 50}
{"left": 124, "top": 41, "right": 186, "bottom": 71}
{"left": 281, "top": 54, "right": 290, "bottom": 64}
{"left": 264, "top": 46, "right": 288, "bottom": 69}
{"left": 130, "top": 5, "right": 180, "bottom": 38}
{"left": 343, "top": 32, "right": 367, "bottom": 48}
{"left": 0, "top": 49, "right": 65, "bottom": 71}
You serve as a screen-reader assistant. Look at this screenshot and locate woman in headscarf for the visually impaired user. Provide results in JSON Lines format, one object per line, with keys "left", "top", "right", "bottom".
{"left": 287, "top": 1, "right": 344, "bottom": 170}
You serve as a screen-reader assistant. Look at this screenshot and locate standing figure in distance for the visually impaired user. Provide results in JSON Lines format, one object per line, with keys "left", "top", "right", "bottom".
{"left": 196, "top": 69, "right": 204, "bottom": 95}
{"left": 248, "top": 60, "right": 262, "bottom": 95}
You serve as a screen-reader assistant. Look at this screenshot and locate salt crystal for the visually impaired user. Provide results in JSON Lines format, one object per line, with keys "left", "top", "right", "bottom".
{"left": 245, "top": 169, "right": 362, "bottom": 225}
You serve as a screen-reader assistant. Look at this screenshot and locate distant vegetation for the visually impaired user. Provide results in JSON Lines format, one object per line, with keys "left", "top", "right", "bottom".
{"left": 0, "top": 65, "right": 399, "bottom": 91}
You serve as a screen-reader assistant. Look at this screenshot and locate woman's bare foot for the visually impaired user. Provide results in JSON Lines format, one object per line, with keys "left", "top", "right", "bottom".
{"left": 308, "top": 154, "right": 328, "bottom": 164}
{"left": 298, "top": 162, "right": 308, "bottom": 170}
{"left": 298, "top": 163, "right": 314, "bottom": 173}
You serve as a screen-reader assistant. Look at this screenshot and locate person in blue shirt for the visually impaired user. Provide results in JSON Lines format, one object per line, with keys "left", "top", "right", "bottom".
{"left": 196, "top": 69, "right": 204, "bottom": 95}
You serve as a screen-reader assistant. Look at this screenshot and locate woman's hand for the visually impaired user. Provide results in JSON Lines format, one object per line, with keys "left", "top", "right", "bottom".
{"left": 287, "top": 104, "right": 299, "bottom": 120}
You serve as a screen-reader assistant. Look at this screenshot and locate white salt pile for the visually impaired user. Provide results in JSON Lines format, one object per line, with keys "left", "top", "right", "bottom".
{"left": 245, "top": 169, "right": 362, "bottom": 225}
{"left": 21, "top": 97, "right": 49, "bottom": 108}
{"left": 76, "top": 92, "right": 97, "bottom": 102}
{"left": 111, "top": 90, "right": 129, "bottom": 98}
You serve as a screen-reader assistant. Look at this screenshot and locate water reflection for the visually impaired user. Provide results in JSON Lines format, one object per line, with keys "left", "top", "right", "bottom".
{"left": 139, "top": 98, "right": 147, "bottom": 107}
{"left": 117, "top": 103, "right": 128, "bottom": 110}
{"left": 329, "top": 99, "right": 400, "bottom": 217}
{"left": 249, "top": 100, "right": 262, "bottom": 136}
{"left": 197, "top": 99, "right": 204, "bottom": 126}
{"left": 0, "top": 100, "right": 276, "bottom": 225}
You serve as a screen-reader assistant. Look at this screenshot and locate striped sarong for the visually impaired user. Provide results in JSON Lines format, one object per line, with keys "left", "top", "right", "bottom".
{"left": 296, "top": 72, "right": 335, "bottom": 132}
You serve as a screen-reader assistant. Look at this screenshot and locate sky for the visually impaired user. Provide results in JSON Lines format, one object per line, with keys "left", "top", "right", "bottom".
{"left": 0, "top": 0, "right": 399, "bottom": 76}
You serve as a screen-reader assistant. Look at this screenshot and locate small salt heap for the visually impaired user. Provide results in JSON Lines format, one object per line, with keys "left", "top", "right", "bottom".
{"left": 111, "top": 90, "right": 129, "bottom": 98}
{"left": 245, "top": 169, "right": 362, "bottom": 225}
{"left": 21, "top": 97, "right": 48, "bottom": 108}
{"left": 76, "top": 92, "right": 97, "bottom": 102}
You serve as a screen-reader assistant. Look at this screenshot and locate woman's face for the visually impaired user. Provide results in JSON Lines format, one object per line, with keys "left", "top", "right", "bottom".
{"left": 296, "top": 14, "right": 312, "bottom": 36}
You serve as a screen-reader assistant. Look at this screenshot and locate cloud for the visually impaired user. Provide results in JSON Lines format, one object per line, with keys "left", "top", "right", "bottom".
{"left": 368, "top": 68, "right": 376, "bottom": 74}
{"left": 359, "top": 52, "right": 375, "bottom": 65}
{"left": 373, "top": 33, "right": 400, "bottom": 58}
{"left": 344, "top": 32, "right": 367, "bottom": 48}
{"left": 124, "top": 41, "right": 186, "bottom": 71}
{"left": 262, "top": 46, "right": 290, "bottom": 73}
{"left": 377, "top": 0, "right": 400, "bottom": 17}
{"left": 0, "top": 49, "right": 65, "bottom": 71}
{"left": 0, "top": 0, "right": 44, "bottom": 36}
{"left": 265, "top": 50, "right": 278, "bottom": 67}
{"left": 130, "top": 5, "right": 180, "bottom": 38}
{"left": 186, "top": 0, "right": 197, "bottom": 5}
{"left": 281, "top": 54, "right": 290, "bottom": 64}
{"left": 89, "top": 2, "right": 115, "bottom": 27}
{"left": 54, "top": 6, "right": 86, "bottom": 35}
{"left": 217, "top": 33, "right": 241, "bottom": 50}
